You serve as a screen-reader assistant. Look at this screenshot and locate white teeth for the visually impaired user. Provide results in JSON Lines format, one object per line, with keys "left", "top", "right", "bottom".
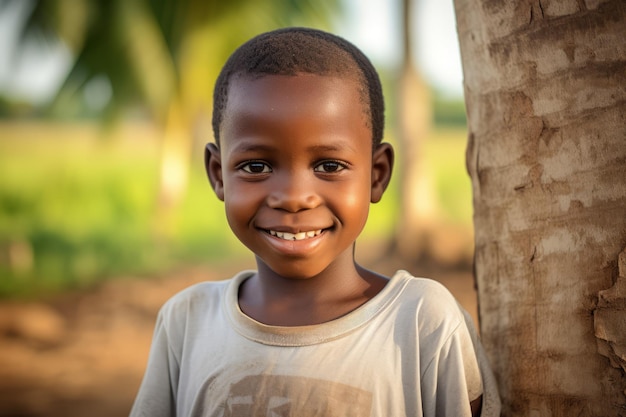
{"left": 268, "top": 229, "right": 322, "bottom": 241}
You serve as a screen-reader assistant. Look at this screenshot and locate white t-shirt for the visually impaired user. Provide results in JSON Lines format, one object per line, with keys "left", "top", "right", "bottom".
{"left": 130, "top": 270, "right": 500, "bottom": 417}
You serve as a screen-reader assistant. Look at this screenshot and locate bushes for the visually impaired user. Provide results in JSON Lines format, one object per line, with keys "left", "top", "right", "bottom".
{"left": 0, "top": 122, "right": 471, "bottom": 298}
{"left": 0, "top": 122, "right": 235, "bottom": 297}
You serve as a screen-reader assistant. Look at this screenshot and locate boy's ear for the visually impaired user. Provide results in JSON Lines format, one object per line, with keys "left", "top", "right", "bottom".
{"left": 371, "top": 143, "right": 394, "bottom": 203}
{"left": 205, "top": 143, "right": 224, "bottom": 201}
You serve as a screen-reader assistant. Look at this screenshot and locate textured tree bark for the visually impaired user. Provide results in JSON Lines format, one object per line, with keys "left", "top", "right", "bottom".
{"left": 454, "top": 0, "right": 626, "bottom": 415}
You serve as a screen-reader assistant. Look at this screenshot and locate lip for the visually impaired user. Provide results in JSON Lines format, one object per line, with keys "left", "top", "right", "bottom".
{"left": 259, "top": 227, "right": 328, "bottom": 256}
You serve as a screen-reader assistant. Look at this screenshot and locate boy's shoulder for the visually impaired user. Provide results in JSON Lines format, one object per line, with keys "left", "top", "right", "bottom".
{"left": 158, "top": 270, "right": 254, "bottom": 319}
{"left": 395, "top": 270, "right": 462, "bottom": 308}
{"left": 392, "top": 270, "right": 467, "bottom": 330}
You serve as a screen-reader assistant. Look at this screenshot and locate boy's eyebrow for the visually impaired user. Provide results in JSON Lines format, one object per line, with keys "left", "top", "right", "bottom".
{"left": 305, "top": 143, "right": 357, "bottom": 153}
{"left": 229, "top": 142, "right": 276, "bottom": 153}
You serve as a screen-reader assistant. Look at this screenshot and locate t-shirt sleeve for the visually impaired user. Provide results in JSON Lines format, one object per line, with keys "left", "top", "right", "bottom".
{"left": 129, "top": 307, "right": 181, "bottom": 417}
{"left": 420, "top": 319, "right": 483, "bottom": 417}
{"left": 411, "top": 279, "right": 485, "bottom": 417}
{"left": 459, "top": 304, "right": 502, "bottom": 417}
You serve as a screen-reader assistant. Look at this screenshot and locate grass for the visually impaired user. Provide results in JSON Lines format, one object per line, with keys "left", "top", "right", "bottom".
{"left": 424, "top": 127, "right": 473, "bottom": 224}
{"left": 0, "top": 121, "right": 472, "bottom": 298}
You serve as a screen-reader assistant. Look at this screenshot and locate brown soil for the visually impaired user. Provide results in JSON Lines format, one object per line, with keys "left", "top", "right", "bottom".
{"left": 0, "top": 252, "right": 477, "bottom": 417}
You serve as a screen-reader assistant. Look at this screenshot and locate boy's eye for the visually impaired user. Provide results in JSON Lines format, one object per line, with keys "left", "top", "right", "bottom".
{"left": 314, "top": 161, "right": 347, "bottom": 173}
{"left": 240, "top": 161, "right": 271, "bottom": 174}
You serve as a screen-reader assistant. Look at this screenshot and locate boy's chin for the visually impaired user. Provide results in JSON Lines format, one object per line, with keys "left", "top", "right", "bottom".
{"left": 255, "top": 257, "right": 331, "bottom": 281}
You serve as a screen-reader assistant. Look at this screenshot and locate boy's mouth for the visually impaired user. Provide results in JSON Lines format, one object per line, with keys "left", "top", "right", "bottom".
{"left": 265, "top": 229, "right": 323, "bottom": 241}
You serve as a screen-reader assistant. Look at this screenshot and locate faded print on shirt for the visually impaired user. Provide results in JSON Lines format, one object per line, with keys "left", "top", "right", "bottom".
{"left": 217, "top": 374, "right": 372, "bottom": 417}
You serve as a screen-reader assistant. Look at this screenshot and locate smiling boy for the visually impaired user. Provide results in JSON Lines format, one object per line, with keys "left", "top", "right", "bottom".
{"left": 130, "top": 27, "right": 499, "bottom": 417}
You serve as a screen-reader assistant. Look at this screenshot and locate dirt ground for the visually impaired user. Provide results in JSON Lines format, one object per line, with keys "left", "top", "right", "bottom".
{"left": 0, "top": 248, "right": 478, "bottom": 417}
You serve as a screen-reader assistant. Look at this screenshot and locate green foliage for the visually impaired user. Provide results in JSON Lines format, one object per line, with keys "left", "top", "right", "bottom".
{"left": 0, "top": 123, "right": 471, "bottom": 298}
{"left": 11, "top": 0, "right": 340, "bottom": 122}
{"left": 0, "top": 123, "right": 231, "bottom": 297}
{"left": 0, "top": 1, "right": 476, "bottom": 300}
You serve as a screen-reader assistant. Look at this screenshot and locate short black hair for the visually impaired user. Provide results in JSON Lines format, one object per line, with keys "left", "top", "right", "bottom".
{"left": 212, "top": 27, "right": 384, "bottom": 147}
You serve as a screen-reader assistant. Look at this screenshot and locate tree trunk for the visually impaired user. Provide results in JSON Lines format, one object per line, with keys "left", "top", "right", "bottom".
{"left": 454, "top": 0, "right": 626, "bottom": 415}
{"left": 395, "top": 0, "right": 436, "bottom": 259}
{"left": 154, "top": 94, "right": 193, "bottom": 238}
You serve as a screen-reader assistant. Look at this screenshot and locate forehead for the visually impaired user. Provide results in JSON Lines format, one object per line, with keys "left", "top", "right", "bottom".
{"left": 221, "top": 74, "right": 371, "bottom": 149}
{"left": 225, "top": 73, "right": 360, "bottom": 114}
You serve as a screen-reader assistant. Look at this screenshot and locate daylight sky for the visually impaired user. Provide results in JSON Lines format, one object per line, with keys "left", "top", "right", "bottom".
{"left": 0, "top": 0, "right": 464, "bottom": 105}
{"left": 339, "top": 0, "right": 464, "bottom": 96}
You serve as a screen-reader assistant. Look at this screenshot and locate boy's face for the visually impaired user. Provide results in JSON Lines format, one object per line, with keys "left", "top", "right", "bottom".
{"left": 207, "top": 74, "right": 392, "bottom": 279}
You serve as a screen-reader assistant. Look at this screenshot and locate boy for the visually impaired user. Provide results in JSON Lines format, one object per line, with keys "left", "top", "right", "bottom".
{"left": 130, "top": 27, "right": 500, "bottom": 417}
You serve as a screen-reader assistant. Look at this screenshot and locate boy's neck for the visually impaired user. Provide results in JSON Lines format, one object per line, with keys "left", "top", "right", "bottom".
{"left": 238, "top": 250, "right": 388, "bottom": 326}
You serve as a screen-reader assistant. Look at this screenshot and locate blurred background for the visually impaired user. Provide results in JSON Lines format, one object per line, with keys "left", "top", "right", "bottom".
{"left": 0, "top": 0, "right": 474, "bottom": 415}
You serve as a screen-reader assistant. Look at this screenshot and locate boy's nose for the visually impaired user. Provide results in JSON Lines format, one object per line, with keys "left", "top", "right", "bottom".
{"left": 266, "top": 173, "right": 321, "bottom": 212}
